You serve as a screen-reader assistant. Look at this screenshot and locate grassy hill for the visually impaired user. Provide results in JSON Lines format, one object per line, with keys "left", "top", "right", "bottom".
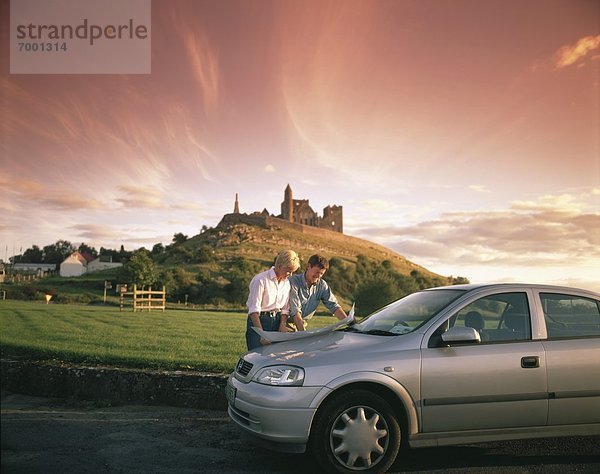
{"left": 1, "top": 218, "right": 465, "bottom": 310}
{"left": 148, "top": 218, "right": 460, "bottom": 309}
{"left": 167, "top": 217, "right": 444, "bottom": 278}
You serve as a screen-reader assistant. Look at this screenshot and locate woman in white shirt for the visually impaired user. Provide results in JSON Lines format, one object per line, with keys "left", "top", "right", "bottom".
{"left": 245, "top": 249, "right": 300, "bottom": 350}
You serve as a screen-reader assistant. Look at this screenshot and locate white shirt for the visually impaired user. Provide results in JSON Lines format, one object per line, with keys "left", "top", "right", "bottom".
{"left": 246, "top": 267, "right": 291, "bottom": 315}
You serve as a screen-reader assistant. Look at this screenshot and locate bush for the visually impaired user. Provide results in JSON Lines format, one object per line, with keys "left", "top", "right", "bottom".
{"left": 355, "top": 277, "right": 400, "bottom": 316}
{"left": 54, "top": 293, "right": 94, "bottom": 304}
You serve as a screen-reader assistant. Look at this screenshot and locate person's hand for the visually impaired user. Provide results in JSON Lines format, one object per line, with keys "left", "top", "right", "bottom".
{"left": 260, "top": 337, "right": 272, "bottom": 345}
{"left": 285, "top": 322, "right": 297, "bottom": 332}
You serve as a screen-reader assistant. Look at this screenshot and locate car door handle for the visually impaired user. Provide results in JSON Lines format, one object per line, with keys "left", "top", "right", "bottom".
{"left": 521, "top": 356, "right": 540, "bottom": 368}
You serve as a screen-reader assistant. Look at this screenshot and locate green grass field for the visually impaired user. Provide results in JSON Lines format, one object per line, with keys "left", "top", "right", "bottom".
{"left": 0, "top": 300, "right": 334, "bottom": 373}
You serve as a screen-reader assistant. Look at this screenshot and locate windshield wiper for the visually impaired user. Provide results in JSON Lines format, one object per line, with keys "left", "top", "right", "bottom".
{"left": 362, "top": 329, "right": 397, "bottom": 336}
{"left": 342, "top": 326, "right": 361, "bottom": 332}
{"left": 342, "top": 327, "right": 396, "bottom": 336}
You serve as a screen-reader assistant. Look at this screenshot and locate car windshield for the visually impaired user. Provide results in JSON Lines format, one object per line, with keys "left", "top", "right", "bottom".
{"left": 346, "top": 289, "right": 465, "bottom": 335}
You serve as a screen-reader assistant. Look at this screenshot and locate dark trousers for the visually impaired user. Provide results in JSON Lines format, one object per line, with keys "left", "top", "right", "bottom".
{"left": 246, "top": 312, "right": 281, "bottom": 350}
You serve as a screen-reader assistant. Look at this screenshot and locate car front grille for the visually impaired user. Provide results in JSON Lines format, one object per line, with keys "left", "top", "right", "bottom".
{"left": 236, "top": 358, "right": 253, "bottom": 376}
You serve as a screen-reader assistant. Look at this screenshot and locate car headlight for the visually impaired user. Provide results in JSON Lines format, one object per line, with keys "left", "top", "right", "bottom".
{"left": 254, "top": 365, "right": 305, "bottom": 386}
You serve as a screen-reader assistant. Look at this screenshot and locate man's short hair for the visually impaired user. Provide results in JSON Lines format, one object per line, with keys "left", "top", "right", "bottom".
{"left": 308, "top": 254, "right": 329, "bottom": 270}
{"left": 274, "top": 250, "right": 300, "bottom": 272}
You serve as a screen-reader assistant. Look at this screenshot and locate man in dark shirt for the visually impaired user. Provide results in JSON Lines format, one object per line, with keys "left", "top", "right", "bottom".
{"left": 288, "top": 254, "right": 347, "bottom": 331}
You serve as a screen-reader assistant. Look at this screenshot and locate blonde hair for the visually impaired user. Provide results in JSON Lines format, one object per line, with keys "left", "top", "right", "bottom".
{"left": 274, "top": 250, "right": 300, "bottom": 272}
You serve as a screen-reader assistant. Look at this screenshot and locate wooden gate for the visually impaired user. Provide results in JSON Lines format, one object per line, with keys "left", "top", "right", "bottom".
{"left": 120, "top": 285, "right": 166, "bottom": 312}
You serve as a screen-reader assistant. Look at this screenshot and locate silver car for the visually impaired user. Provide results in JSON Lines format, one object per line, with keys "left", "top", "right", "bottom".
{"left": 226, "top": 284, "right": 600, "bottom": 473}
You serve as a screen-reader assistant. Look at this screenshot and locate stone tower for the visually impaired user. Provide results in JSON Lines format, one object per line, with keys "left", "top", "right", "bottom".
{"left": 281, "top": 184, "right": 294, "bottom": 222}
{"left": 322, "top": 205, "right": 343, "bottom": 233}
{"left": 233, "top": 193, "right": 240, "bottom": 213}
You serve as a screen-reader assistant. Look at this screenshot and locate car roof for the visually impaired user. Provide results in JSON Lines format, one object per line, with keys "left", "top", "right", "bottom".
{"left": 426, "top": 283, "right": 599, "bottom": 297}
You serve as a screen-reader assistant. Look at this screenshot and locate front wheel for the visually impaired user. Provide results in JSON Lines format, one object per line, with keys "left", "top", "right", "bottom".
{"left": 309, "top": 390, "right": 401, "bottom": 473}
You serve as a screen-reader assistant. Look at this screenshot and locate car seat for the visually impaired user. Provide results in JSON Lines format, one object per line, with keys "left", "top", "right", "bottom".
{"left": 464, "top": 311, "right": 488, "bottom": 341}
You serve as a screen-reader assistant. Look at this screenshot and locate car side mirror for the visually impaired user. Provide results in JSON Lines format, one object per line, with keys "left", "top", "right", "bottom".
{"left": 441, "top": 327, "right": 481, "bottom": 345}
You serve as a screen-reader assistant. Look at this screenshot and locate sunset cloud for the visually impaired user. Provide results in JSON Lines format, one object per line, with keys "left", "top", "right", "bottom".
{"left": 511, "top": 193, "right": 588, "bottom": 213}
{"left": 71, "top": 224, "right": 129, "bottom": 243}
{"left": 71, "top": 224, "right": 170, "bottom": 247}
{"left": 2, "top": 177, "right": 103, "bottom": 210}
{"left": 183, "top": 31, "right": 220, "bottom": 115}
{"left": 354, "top": 191, "right": 600, "bottom": 279}
{"left": 469, "top": 184, "right": 491, "bottom": 193}
{"left": 116, "top": 185, "right": 167, "bottom": 209}
{"left": 555, "top": 35, "right": 600, "bottom": 69}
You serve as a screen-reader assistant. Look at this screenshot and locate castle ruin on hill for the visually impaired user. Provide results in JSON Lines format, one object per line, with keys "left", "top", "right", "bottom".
{"left": 220, "top": 184, "right": 343, "bottom": 234}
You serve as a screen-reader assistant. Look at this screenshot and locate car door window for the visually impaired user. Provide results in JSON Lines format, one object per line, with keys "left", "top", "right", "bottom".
{"left": 540, "top": 293, "right": 600, "bottom": 338}
{"left": 451, "top": 292, "right": 532, "bottom": 343}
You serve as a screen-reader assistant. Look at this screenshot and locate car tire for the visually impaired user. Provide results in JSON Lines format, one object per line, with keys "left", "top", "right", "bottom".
{"left": 310, "top": 389, "right": 401, "bottom": 473}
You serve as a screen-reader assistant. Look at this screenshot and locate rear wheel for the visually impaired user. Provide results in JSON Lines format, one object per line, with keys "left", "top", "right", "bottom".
{"left": 310, "top": 389, "right": 401, "bottom": 473}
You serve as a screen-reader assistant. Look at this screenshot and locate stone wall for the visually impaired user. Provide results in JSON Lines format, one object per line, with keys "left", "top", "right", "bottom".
{"left": 1, "top": 359, "right": 228, "bottom": 410}
{"left": 220, "top": 213, "right": 375, "bottom": 247}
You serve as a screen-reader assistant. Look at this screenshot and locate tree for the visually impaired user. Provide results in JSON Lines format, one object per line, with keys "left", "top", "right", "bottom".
{"left": 117, "top": 245, "right": 132, "bottom": 262}
{"left": 43, "top": 240, "right": 76, "bottom": 264}
{"left": 326, "top": 257, "right": 357, "bottom": 296}
{"left": 172, "top": 233, "right": 188, "bottom": 245}
{"left": 151, "top": 243, "right": 165, "bottom": 256}
{"left": 194, "top": 245, "right": 214, "bottom": 263}
{"left": 20, "top": 245, "right": 43, "bottom": 263}
{"left": 99, "top": 247, "right": 118, "bottom": 261}
{"left": 354, "top": 276, "right": 400, "bottom": 316}
{"left": 450, "top": 276, "right": 470, "bottom": 285}
{"left": 158, "top": 269, "right": 177, "bottom": 295}
{"left": 157, "top": 268, "right": 194, "bottom": 298}
{"left": 222, "top": 257, "right": 260, "bottom": 305}
{"left": 120, "top": 249, "right": 158, "bottom": 287}
{"left": 78, "top": 243, "right": 98, "bottom": 258}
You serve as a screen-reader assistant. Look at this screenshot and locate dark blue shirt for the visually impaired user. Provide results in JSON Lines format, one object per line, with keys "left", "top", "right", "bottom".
{"left": 289, "top": 273, "right": 340, "bottom": 320}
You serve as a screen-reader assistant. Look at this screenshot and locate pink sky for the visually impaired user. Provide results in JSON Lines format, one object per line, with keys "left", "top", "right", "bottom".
{"left": 1, "top": 0, "right": 599, "bottom": 290}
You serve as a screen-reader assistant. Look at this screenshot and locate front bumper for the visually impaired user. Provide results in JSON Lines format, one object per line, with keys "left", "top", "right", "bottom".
{"left": 227, "top": 374, "right": 327, "bottom": 453}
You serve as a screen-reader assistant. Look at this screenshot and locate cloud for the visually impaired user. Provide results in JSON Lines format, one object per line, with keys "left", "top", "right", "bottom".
{"left": 116, "top": 185, "right": 167, "bottom": 209}
{"left": 469, "top": 184, "right": 491, "bottom": 193}
{"left": 511, "top": 190, "right": 597, "bottom": 213}
{"left": 170, "top": 202, "right": 203, "bottom": 211}
{"left": 353, "top": 191, "right": 600, "bottom": 270}
{"left": 2, "top": 177, "right": 103, "bottom": 210}
{"left": 71, "top": 224, "right": 174, "bottom": 248}
{"left": 358, "top": 199, "right": 400, "bottom": 212}
{"left": 71, "top": 224, "right": 129, "bottom": 243}
{"left": 166, "top": 3, "right": 221, "bottom": 117}
{"left": 555, "top": 35, "right": 600, "bottom": 69}
{"left": 43, "top": 194, "right": 105, "bottom": 210}
{"left": 184, "top": 31, "right": 220, "bottom": 115}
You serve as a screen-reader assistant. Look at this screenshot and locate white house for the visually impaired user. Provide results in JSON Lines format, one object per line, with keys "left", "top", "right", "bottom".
{"left": 60, "top": 252, "right": 92, "bottom": 277}
{"left": 60, "top": 253, "right": 122, "bottom": 277}
{"left": 13, "top": 263, "right": 57, "bottom": 275}
{"left": 87, "top": 256, "right": 122, "bottom": 273}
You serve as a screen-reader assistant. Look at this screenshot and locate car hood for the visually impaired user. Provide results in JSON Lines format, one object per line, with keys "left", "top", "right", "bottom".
{"left": 242, "top": 329, "right": 418, "bottom": 369}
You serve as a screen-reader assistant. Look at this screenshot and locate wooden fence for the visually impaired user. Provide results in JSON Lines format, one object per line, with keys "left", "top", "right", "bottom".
{"left": 120, "top": 285, "right": 166, "bottom": 312}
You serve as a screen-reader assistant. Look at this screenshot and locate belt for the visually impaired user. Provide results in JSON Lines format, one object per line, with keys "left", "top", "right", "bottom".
{"left": 259, "top": 311, "right": 281, "bottom": 317}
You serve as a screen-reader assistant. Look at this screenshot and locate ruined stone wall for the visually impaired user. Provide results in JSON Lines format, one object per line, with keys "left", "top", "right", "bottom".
{"left": 321, "top": 205, "right": 343, "bottom": 233}
{"left": 219, "top": 213, "right": 388, "bottom": 251}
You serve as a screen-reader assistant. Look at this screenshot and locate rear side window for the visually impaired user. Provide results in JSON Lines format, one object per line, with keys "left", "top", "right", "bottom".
{"left": 540, "top": 293, "right": 600, "bottom": 339}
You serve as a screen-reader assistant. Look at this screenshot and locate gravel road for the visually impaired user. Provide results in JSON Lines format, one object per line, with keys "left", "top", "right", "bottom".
{"left": 2, "top": 391, "right": 599, "bottom": 473}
